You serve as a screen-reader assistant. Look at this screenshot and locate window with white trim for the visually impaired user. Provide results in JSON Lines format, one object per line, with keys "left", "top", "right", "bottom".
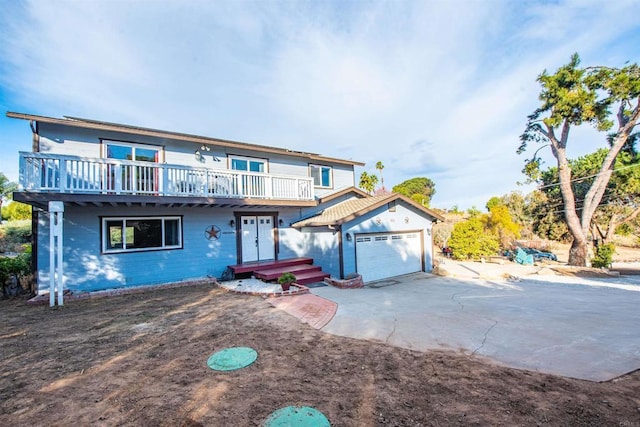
{"left": 102, "top": 216, "right": 182, "bottom": 253}
{"left": 230, "top": 156, "right": 266, "bottom": 173}
{"left": 310, "top": 164, "right": 332, "bottom": 188}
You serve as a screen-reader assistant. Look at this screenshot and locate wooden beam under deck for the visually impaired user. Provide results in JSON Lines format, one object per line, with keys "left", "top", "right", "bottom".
{"left": 13, "top": 192, "right": 317, "bottom": 210}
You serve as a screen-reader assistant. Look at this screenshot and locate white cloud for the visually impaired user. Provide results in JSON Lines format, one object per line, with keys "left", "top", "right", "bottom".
{"left": 0, "top": 0, "right": 638, "bottom": 209}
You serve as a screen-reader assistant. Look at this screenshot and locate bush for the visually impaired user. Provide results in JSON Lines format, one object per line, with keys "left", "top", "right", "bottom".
{"left": 448, "top": 217, "right": 500, "bottom": 260}
{"left": 0, "top": 251, "right": 32, "bottom": 295}
{"left": 2, "top": 202, "right": 32, "bottom": 221}
{"left": 592, "top": 243, "right": 615, "bottom": 268}
{"left": 0, "top": 220, "right": 31, "bottom": 253}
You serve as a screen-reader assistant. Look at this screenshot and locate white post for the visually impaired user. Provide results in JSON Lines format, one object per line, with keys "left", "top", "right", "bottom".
{"left": 48, "top": 201, "right": 65, "bottom": 307}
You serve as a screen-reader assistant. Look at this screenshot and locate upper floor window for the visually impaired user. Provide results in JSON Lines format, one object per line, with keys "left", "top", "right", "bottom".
{"left": 104, "top": 140, "right": 162, "bottom": 163}
{"left": 230, "top": 156, "right": 266, "bottom": 173}
{"left": 102, "top": 216, "right": 182, "bottom": 254}
{"left": 310, "top": 164, "right": 332, "bottom": 188}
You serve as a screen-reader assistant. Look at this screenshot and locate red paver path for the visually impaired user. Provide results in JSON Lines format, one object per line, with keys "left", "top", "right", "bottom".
{"left": 268, "top": 294, "right": 337, "bottom": 329}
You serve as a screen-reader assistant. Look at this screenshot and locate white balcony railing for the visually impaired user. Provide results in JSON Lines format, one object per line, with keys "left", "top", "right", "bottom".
{"left": 19, "top": 152, "right": 314, "bottom": 201}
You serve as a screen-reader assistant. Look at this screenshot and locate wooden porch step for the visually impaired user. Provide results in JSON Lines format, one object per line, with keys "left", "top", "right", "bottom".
{"left": 293, "top": 271, "right": 331, "bottom": 285}
{"left": 228, "top": 257, "right": 313, "bottom": 275}
{"left": 254, "top": 264, "right": 321, "bottom": 281}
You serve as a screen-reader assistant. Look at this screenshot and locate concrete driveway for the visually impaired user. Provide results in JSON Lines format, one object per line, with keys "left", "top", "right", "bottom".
{"left": 311, "top": 272, "right": 640, "bottom": 381}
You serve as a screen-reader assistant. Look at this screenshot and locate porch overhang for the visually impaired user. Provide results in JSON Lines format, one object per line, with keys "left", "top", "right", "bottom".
{"left": 13, "top": 191, "right": 317, "bottom": 210}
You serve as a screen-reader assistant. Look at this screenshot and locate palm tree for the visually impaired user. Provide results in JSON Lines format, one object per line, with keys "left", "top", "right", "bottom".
{"left": 375, "top": 161, "right": 384, "bottom": 189}
{"left": 359, "top": 172, "right": 378, "bottom": 195}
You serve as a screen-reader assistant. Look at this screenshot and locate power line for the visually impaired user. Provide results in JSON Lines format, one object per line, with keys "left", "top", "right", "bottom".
{"left": 536, "top": 162, "right": 640, "bottom": 190}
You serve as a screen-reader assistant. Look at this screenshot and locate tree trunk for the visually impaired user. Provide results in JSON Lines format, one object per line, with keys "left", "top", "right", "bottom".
{"left": 569, "top": 238, "right": 589, "bottom": 266}
{"left": 552, "top": 135, "right": 588, "bottom": 265}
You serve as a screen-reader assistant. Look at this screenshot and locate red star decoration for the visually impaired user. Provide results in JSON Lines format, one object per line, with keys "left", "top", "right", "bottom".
{"left": 206, "top": 226, "right": 220, "bottom": 240}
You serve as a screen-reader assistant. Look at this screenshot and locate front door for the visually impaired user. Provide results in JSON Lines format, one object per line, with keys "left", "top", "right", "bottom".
{"left": 241, "top": 216, "right": 275, "bottom": 262}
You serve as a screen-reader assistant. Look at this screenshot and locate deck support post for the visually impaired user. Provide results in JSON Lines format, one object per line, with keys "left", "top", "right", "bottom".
{"left": 48, "top": 201, "right": 64, "bottom": 307}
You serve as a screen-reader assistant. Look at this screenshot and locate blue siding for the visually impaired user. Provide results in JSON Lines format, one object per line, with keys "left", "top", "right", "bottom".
{"left": 37, "top": 206, "right": 240, "bottom": 293}
{"left": 278, "top": 227, "right": 340, "bottom": 278}
{"left": 341, "top": 203, "right": 434, "bottom": 276}
{"left": 37, "top": 123, "right": 356, "bottom": 186}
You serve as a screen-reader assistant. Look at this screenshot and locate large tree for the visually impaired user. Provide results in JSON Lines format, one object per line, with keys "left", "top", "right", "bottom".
{"left": 0, "top": 173, "right": 18, "bottom": 216}
{"left": 519, "top": 54, "right": 640, "bottom": 266}
{"left": 527, "top": 148, "right": 640, "bottom": 244}
{"left": 392, "top": 177, "right": 436, "bottom": 206}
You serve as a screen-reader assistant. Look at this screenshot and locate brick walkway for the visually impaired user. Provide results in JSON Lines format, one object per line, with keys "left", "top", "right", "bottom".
{"left": 268, "top": 294, "right": 337, "bottom": 329}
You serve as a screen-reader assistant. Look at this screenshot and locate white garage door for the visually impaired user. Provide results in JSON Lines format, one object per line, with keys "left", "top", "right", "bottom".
{"left": 356, "top": 232, "right": 423, "bottom": 282}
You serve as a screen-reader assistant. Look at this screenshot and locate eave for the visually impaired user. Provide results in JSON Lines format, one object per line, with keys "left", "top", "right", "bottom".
{"left": 13, "top": 192, "right": 317, "bottom": 211}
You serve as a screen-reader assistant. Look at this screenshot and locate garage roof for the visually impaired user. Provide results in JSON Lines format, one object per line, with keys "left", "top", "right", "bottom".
{"left": 291, "top": 193, "right": 444, "bottom": 228}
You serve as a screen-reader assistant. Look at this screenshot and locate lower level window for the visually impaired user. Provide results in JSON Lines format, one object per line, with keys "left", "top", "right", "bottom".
{"left": 102, "top": 216, "right": 182, "bottom": 253}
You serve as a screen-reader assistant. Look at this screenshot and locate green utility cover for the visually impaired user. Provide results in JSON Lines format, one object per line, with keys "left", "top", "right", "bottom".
{"left": 207, "top": 347, "right": 258, "bottom": 371}
{"left": 262, "top": 406, "right": 330, "bottom": 426}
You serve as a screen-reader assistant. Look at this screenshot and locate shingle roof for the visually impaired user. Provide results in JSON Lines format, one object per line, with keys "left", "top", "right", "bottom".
{"left": 292, "top": 193, "right": 444, "bottom": 227}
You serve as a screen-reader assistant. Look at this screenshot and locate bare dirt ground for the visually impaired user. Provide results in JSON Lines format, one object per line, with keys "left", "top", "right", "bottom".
{"left": 552, "top": 242, "right": 640, "bottom": 264}
{"left": 1, "top": 285, "right": 639, "bottom": 426}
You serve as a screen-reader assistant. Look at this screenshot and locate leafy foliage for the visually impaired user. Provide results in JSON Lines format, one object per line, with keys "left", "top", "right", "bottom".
{"left": 359, "top": 171, "right": 378, "bottom": 195}
{"left": 525, "top": 148, "right": 640, "bottom": 241}
{"left": 392, "top": 177, "right": 435, "bottom": 206}
{"left": 448, "top": 217, "right": 500, "bottom": 260}
{"left": 2, "top": 201, "right": 32, "bottom": 221}
{"left": 277, "top": 272, "right": 296, "bottom": 285}
{"left": 375, "top": 161, "right": 385, "bottom": 189}
{"left": 0, "top": 220, "right": 32, "bottom": 253}
{"left": 0, "top": 173, "right": 18, "bottom": 200}
{"left": 592, "top": 243, "right": 615, "bottom": 268}
{"left": 0, "top": 249, "right": 32, "bottom": 294}
{"left": 485, "top": 206, "right": 521, "bottom": 248}
{"left": 519, "top": 54, "right": 640, "bottom": 265}
{"left": 485, "top": 197, "right": 502, "bottom": 212}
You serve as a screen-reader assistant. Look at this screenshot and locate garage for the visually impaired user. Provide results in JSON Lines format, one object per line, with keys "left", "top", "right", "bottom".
{"left": 356, "top": 232, "right": 423, "bottom": 282}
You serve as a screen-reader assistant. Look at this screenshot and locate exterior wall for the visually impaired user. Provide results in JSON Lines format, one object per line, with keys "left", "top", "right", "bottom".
{"left": 37, "top": 205, "right": 240, "bottom": 293}
{"left": 29, "top": 121, "right": 358, "bottom": 292}
{"left": 35, "top": 123, "right": 355, "bottom": 187}
{"left": 35, "top": 204, "right": 344, "bottom": 292}
{"left": 341, "top": 203, "right": 434, "bottom": 276}
{"left": 278, "top": 226, "right": 341, "bottom": 278}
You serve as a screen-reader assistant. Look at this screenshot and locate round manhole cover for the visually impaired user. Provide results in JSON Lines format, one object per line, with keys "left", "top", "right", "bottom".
{"left": 262, "top": 406, "right": 330, "bottom": 426}
{"left": 206, "top": 347, "right": 258, "bottom": 371}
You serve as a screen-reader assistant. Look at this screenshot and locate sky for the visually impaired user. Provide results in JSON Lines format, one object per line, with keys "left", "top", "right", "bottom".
{"left": 1, "top": 0, "right": 639, "bottom": 210}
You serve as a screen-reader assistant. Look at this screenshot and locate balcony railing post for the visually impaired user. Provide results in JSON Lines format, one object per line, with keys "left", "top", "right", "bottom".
{"left": 59, "top": 159, "right": 67, "bottom": 193}
{"left": 161, "top": 164, "right": 168, "bottom": 194}
{"left": 114, "top": 164, "right": 122, "bottom": 195}
{"left": 265, "top": 175, "right": 272, "bottom": 199}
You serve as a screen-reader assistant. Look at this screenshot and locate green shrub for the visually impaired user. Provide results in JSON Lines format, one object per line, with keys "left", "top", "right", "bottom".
{"left": 277, "top": 272, "right": 297, "bottom": 285}
{"left": 592, "top": 243, "right": 615, "bottom": 268}
{"left": 2, "top": 202, "right": 32, "bottom": 221}
{"left": 0, "top": 252, "right": 32, "bottom": 294}
{"left": 448, "top": 217, "right": 500, "bottom": 260}
{"left": 0, "top": 220, "right": 31, "bottom": 253}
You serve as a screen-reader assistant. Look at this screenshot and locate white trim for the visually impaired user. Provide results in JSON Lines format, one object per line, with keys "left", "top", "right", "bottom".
{"left": 309, "top": 164, "right": 333, "bottom": 188}
{"left": 103, "top": 139, "right": 164, "bottom": 162}
{"left": 101, "top": 216, "right": 182, "bottom": 254}
{"left": 229, "top": 155, "right": 268, "bottom": 173}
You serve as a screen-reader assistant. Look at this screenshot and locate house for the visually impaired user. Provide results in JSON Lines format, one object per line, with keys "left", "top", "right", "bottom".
{"left": 8, "top": 112, "right": 443, "bottom": 298}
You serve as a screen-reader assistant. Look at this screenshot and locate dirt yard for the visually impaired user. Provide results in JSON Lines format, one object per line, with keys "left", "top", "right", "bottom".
{"left": 1, "top": 285, "right": 639, "bottom": 426}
